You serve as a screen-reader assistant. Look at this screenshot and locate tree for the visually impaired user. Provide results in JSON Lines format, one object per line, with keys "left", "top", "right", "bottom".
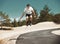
{"left": 53, "top": 14, "right": 60, "bottom": 24}
{"left": 13, "top": 18, "right": 18, "bottom": 27}
{"left": 18, "top": 19, "right": 22, "bottom": 26}
{"left": 21, "top": 20, "right": 26, "bottom": 26}
{"left": 43, "top": 5, "right": 50, "bottom": 13}
{"left": 39, "top": 5, "right": 53, "bottom": 22}
{"left": 0, "top": 11, "right": 12, "bottom": 27}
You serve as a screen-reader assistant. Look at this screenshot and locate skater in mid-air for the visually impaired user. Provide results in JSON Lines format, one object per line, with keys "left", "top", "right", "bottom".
{"left": 20, "top": 4, "right": 36, "bottom": 26}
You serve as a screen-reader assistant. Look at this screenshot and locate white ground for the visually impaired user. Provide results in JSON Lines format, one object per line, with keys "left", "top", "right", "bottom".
{"left": 52, "top": 30, "right": 60, "bottom": 35}
{"left": 0, "top": 21, "right": 60, "bottom": 44}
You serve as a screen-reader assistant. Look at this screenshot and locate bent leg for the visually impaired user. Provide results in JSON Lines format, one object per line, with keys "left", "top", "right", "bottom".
{"left": 26, "top": 16, "right": 29, "bottom": 26}
{"left": 30, "top": 15, "right": 32, "bottom": 24}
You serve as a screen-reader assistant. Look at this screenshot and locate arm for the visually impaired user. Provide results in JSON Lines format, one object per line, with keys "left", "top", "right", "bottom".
{"left": 20, "top": 8, "right": 26, "bottom": 19}
{"left": 20, "top": 12, "right": 25, "bottom": 20}
{"left": 32, "top": 10, "right": 36, "bottom": 18}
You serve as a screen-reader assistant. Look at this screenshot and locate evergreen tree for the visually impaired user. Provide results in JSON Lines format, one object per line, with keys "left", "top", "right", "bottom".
{"left": 39, "top": 5, "right": 53, "bottom": 22}
{"left": 18, "top": 19, "right": 22, "bottom": 26}
{"left": 53, "top": 14, "right": 60, "bottom": 24}
{"left": 0, "top": 11, "right": 12, "bottom": 27}
{"left": 13, "top": 18, "right": 18, "bottom": 27}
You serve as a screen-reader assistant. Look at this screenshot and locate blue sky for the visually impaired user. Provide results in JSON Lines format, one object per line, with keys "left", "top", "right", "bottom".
{"left": 0, "top": 0, "right": 60, "bottom": 21}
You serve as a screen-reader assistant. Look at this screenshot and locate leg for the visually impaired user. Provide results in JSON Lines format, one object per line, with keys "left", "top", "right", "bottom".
{"left": 26, "top": 16, "right": 29, "bottom": 26}
{"left": 30, "top": 15, "right": 32, "bottom": 24}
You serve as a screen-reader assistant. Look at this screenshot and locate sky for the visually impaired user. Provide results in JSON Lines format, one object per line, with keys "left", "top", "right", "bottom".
{"left": 0, "top": 0, "right": 60, "bottom": 21}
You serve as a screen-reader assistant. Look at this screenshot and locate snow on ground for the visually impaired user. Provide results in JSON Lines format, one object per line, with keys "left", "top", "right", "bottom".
{"left": 0, "top": 21, "right": 60, "bottom": 44}
{"left": 52, "top": 30, "right": 60, "bottom": 35}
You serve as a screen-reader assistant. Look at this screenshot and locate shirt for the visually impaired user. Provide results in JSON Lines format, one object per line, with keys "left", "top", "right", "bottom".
{"left": 24, "top": 6, "right": 34, "bottom": 14}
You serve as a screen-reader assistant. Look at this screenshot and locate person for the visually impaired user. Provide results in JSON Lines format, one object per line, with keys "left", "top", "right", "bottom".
{"left": 20, "top": 4, "right": 36, "bottom": 26}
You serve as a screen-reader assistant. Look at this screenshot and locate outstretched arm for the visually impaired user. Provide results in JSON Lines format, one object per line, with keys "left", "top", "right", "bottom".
{"left": 20, "top": 12, "right": 25, "bottom": 20}
{"left": 20, "top": 8, "right": 26, "bottom": 20}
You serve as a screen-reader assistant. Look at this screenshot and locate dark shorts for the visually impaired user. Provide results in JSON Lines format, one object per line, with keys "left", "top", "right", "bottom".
{"left": 26, "top": 14, "right": 32, "bottom": 17}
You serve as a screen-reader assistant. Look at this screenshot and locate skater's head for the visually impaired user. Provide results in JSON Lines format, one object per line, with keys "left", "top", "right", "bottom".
{"left": 26, "top": 4, "right": 30, "bottom": 8}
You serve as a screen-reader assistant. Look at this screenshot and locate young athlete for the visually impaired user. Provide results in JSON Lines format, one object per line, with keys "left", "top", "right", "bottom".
{"left": 20, "top": 4, "right": 36, "bottom": 26}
